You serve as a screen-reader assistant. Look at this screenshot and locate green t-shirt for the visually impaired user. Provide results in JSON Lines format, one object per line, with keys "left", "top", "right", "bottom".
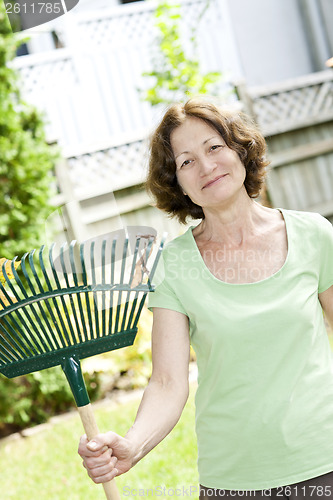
{"left": 148, "top": 208, "right": 333, "bottom": 490}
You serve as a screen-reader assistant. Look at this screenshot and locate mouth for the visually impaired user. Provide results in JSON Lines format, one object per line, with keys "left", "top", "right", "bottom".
{"left": 202, "top": 174, "right": 228, "bottom": 189}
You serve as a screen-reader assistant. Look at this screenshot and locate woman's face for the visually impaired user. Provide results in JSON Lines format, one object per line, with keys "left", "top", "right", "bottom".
{"left": 170, "top": 117, "right": 247, "bottom": 210}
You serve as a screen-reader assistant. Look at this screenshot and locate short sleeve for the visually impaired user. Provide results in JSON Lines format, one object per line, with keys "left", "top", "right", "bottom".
{"left": 318, "top": 215, "right": 333, "bottom": 293}
{"left": 147, "top": 250, "right": 188, "bottom": 315}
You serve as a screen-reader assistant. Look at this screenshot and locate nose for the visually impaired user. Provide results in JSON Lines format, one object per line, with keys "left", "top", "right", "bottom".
{"left": 198, "top": 155, "right": 217, "bottom": 176}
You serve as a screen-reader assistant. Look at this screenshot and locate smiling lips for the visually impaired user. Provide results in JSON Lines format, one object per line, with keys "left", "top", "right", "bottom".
{"left": 202, "top": 174, "right": 228, "bottom": 189}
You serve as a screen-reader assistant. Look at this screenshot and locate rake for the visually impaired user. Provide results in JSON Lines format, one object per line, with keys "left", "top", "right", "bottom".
{"left": 0, "top": 228, "right": 165, "bottom": 500}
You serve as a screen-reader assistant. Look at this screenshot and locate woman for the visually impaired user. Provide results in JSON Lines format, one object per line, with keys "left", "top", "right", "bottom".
{"left": 78, "top": 98, "right": 333, "bottom": 498}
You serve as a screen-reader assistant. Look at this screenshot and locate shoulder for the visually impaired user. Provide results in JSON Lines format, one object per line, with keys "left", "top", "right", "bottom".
{"left": 162, "top": 227, "right": 195, "bottom": 257}
{"left": 281, "top": 208, "right": 332, "bottom": 233}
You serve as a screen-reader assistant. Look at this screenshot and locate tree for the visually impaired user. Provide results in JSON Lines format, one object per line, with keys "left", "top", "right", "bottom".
{"left": 141, "top": 0, "right": 223, "bottom": 106}
{"left": 0, "top": 4, "right": 58, "bottom": 258}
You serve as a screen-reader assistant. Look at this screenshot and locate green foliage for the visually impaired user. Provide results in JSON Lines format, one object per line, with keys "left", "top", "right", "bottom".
{"left": 0, "top": 366, "right": 101, "bottom": 436}
{"left": 141, "top": 0, "right": 222, "bottom": 106}
{"left": 0, "top": 3, "right": 58, "bottom": 259}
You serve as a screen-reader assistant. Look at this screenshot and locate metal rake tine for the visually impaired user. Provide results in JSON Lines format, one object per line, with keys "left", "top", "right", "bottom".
{"left": 108, "top": 238, "right": 117, "bottom": 336}
{"left": 141, "top": 235, "right": 156, "bottom": 285}
{"left": 60, "top": 243, "right": 81, "bottom": 344}
{"left": 132, "top": 235, "right": 165, "bottom": 330}
{"left": 28, "top": 249, "right": 62, "bottom": 351}
{"left": 0, "top": 260, "right": 41, "bottom": 357}
{"left": 0, "top": 285, "right": 29, "bottom": 356}
{"left": 0, "top": 338, "right": 21, "bottom": 363}
{"left": 90, "top": 240, "right": 100, "bottom": 339}
{"left": 0, "top": 338, "right": 18, "bottom": 363}
{"left": 8, "top": 254, "right": 50, "bottom": 354}
{"left": 0, "top": 317, "right": 29, "bottom": 361}
{"left": 49, "top": 244, "right": 74, "bottom": 346}
{"left": 114, "top": 236, "right": 129, "bottom": 333}
{"left": 101, "top": 239, "right": 107, "bottom": 337}
{"left": 125, "top": 235, "right": 158, "bottom": 330}
{"left": 120, "top": 236, "right": 129, "bottom": 285}
{"left": 0, "top": 271, "right": 14, "bottom": 309}
{"left": 0, "top": 302, "right": 39, "bottom": 358}
{"left": 38, "top": 246, "right": 64, "bottom": 349}
{"left": 46, "top": 244, "right": 71, "bottom": 348}
{"left": 129, "top": 236, "right": 142, "bottom": 284}
{"left": 69, "top": 242, "right": 85, "bottom": 343}
{"left": 21, "top": 250, "right": 57, "bottom": 352}
{"left": 2, "top": 257, "right": 23, "bottom": 308}
{"left": 80, "top": 242, "right": 94, "bottom": 341}
{"left": 121, "top": 236, "right": 141, "bottom": 331}
{"left": 146, "top": 233, "right": 166, "bottom": 286}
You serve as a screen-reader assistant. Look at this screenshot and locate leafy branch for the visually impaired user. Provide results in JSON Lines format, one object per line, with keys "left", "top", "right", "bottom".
{"left": 141, "top": 0, "right": 223, "bottom": 106}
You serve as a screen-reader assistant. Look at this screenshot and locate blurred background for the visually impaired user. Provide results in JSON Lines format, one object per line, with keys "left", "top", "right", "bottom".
{"left": 3, "top": 0, "right": 333, "bottom": 251}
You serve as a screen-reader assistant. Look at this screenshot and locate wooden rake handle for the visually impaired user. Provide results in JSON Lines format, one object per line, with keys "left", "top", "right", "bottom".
{"left": 78, "top": 404, "right": 121, "bottom": 500}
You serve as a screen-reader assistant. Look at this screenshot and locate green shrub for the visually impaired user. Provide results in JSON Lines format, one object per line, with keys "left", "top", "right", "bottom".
{"left": 0, "top": 366, "right": 102, "bottom": 437}
{"left": 0, "top": 4, "right": 58, "bottom": 259}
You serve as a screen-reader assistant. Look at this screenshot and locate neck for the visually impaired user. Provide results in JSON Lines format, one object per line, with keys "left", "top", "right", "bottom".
{"left": 196, "top": 194, "right": 267, "bottom": 247}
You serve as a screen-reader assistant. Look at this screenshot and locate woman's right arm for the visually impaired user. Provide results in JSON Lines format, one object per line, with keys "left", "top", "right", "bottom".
{"left": 78, "top": 307, "right": 190, "bottom": 483}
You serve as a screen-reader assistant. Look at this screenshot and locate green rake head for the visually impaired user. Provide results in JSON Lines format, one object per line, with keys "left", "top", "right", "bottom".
{"left": 0, "top": 230, "right": 164, "bottom": 385}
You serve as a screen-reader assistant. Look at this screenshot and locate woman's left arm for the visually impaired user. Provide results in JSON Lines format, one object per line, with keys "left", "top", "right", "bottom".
{"left": 319, "top": 285, "right": 333, "bottom": 329}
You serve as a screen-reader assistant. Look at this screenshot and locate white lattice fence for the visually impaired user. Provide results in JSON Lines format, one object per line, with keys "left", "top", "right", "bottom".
{"left": 64, "top": 135, "right": 149, "bottom": 200}
{"left": 236, "top": 71, "right": 333, "bottom": 220}
{"left": 246, "top": 71, "right": 333, "bottom": 136}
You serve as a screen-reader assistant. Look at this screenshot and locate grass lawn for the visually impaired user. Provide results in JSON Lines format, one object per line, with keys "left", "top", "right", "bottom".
{"left": 0, "top": 385, "right": 198, "bottom": 500}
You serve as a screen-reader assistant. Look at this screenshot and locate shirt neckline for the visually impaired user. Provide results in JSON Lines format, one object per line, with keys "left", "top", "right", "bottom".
{"left": 187, "top": 207, "right": 290, "bottom": 286}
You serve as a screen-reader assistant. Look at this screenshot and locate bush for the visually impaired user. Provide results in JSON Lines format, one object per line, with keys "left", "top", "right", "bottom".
{"left": 0, "top": 4, "right": 58, "bottom": 259}
{"left": 0, "top": 366, "right": 102, "bottom": 438}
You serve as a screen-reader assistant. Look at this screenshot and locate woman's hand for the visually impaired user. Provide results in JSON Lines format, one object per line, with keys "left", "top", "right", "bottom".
{"left": 78, "top": 432, "right": 134, "bottom": 483}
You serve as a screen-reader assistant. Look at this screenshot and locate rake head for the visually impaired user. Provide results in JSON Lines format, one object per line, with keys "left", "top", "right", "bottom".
{"left": 0, "top": 229, "right": 164, "bottom": 380}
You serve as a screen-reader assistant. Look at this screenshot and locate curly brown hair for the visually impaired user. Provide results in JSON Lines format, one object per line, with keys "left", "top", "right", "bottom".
{"left": 145, "top": 98, "right": 269, "bottom": 224}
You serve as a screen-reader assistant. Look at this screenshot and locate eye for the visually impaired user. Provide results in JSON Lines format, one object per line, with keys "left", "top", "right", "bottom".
{"left": 209, "top": 144, "right": 223, "bottom": 152}
{"left": 178, "top": 158, "right": 193, "bottom": 169}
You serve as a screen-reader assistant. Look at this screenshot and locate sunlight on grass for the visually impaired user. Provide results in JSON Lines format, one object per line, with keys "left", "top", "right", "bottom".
{"left": 0, "top": 385, "right": 198, "bottom": 500}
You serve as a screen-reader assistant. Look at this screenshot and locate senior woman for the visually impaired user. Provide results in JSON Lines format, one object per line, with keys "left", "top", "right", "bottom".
{"left": 78, "top": 98, "right": 333, "bottom": 499}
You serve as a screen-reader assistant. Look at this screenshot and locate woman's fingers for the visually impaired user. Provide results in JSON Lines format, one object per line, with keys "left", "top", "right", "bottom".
{"left": 83, "top": 448, "right": 113, "bottom": 468}
{"left": 84, "top": 457, "right": 119, "bottom": 483}
{"left": 81, "top": 445, "right": 119, "bottom": 483}
{"left": 86, "top": 464, "right": 119, "bottom": 483}
{"left": 78, "top": 434, "right": 110, "bottom": 458}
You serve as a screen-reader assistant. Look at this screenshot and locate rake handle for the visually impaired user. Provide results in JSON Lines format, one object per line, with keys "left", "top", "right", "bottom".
{"left": 78, "top": 404, "right": 121, "bottom": 500}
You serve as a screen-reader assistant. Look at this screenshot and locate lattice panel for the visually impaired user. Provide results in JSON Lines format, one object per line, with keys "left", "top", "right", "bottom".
{"left": 16, "top": 57, "right": 76, "bottom": 95}
{"left": 74, "top": 0, "right": 217, "bottom": 48}
{"left": 252, "top": 80, "right": 333, "bottom": 134}
{"left": 77, "top": 10, "right": 154, "bottom": 47}
{"left": 67, "top": 139, "right": 148, "bottom": 198}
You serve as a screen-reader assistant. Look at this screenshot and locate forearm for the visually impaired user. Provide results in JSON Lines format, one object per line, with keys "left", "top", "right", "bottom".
{"left": 125, "top": 376, "right": 189, "bottom": 466}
